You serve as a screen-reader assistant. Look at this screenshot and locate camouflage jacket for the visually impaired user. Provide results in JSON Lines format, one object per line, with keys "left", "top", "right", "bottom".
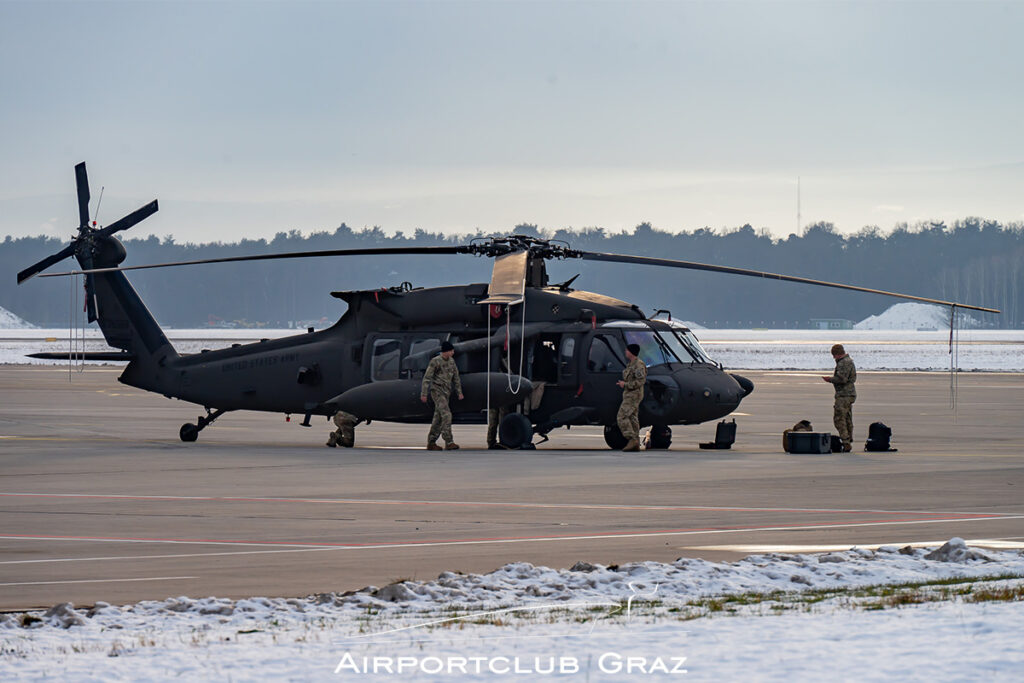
{"left": 621, "top": 357, "right": 647, "bottom": 396}
{"left": 831, "top": 355, "right": 857, "bottom": 398}
{"left": 421, "top": 355, "right": 462, "bottom": 398}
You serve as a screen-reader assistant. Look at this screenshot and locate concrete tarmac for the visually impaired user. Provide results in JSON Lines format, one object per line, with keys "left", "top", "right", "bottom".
{"left": 1, "top": 366, "right": 1022, "bottom": 611}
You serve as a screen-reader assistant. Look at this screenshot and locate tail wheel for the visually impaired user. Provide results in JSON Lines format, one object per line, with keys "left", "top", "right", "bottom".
{"left": 179, "top": 423, "right": 199, "bottom": 442}
{"left": 498, "top": 413, "right": 534, "bottom": 449}
{"left": 603, "top": 424, "right": 628, "bottom": 450}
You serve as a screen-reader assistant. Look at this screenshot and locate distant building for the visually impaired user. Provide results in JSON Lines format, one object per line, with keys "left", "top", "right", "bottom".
{"left": 809, "top": 318, "right": 853, "bottom": 330}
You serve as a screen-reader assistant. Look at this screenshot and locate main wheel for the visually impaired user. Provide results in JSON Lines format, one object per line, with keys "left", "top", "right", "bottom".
{"left": 648, "top": 424, "right": 672, "bottom": 450}
{"left": 603, "top": 424, "right": 628, "bottom": 450}
{"left": 498, "top": 413, "right": 533, "bottom": 449}
{"left": 179, "top": 423, "right": 199, "bottom": 442}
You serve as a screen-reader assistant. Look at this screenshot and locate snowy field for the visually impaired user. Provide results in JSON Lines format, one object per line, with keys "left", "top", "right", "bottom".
{"left": 3, "top": 327, "right": 1022, "bottom": 371}
{"left": 2, "top": 538, "right": 1023, "bottom": 681}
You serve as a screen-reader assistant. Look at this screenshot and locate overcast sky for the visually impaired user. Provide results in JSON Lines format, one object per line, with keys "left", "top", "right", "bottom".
{"left": 2, "top": 0, "right": 1023, "bottom": 243}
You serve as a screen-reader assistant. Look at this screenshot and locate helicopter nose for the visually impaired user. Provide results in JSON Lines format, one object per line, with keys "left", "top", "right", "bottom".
{"left": 657, "top": 366, "right": 752, "bottom": 424}
{"left": 730, "top": 373, "right": 754, "bottom": 398}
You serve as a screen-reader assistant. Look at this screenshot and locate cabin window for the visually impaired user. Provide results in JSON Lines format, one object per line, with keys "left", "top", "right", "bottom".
{"left": 371, "top": 338, "right": 401, "bottom": 381}
{"left": 587, "top": 333, "right": 625, "bottom": 373}
{"left": 409, "top": 338, "right": 440, "bottom": 358}
{"left": 559, "top": 337, "right": 576, "bottom": 378}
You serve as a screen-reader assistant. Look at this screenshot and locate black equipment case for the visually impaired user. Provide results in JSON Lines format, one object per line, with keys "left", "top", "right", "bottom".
{"left": 786, "top": 431, "right": 832, "bottom": 454}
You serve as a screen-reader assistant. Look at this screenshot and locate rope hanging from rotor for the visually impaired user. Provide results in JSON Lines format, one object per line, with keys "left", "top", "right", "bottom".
{"left": 505, "top": 304, "right": 526, "bottom": 394}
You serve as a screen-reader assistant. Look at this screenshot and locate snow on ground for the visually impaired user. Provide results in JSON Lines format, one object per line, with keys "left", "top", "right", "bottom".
{"left": 0, "top": 305, "right": 33, "bottom": 329}
{"left": 3, "top": 328, "right": 1024, "bottom": 370}
{"left": 856, "top": 302, "right": 981, "bottom": 330}
{"left": 2, "top": 539, "right": 1023, "bottom": 680}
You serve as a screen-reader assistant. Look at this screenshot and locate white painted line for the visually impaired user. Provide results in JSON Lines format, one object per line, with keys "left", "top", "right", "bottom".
{"left": 2, "top": 515, "right": 1023, "bottom": 562}
{"left": 0, "top": 576, "right": 196, "bottom": 587}
{"left": 2, "top": 492, "right": 1018, "bottom": 517}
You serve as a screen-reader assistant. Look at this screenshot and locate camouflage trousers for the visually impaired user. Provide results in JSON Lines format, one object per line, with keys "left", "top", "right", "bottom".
{"left": 328, "top": 411, "right": 359, "bottom": 448}
{"left": 616, "top": 391, "right": 643, "bottom": 440}
{"left": 427, "top": 389, "right": 454, "bottom": 445}
{"left": 486, "top": 405, "right": 510, "bottom": 446}
{"left": 833, "top": 395, "right": 855, "bottom": 445}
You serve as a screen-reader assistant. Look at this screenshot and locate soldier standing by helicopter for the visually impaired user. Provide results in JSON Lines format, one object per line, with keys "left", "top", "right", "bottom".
{"left": 616, "top": 343, "right": 647, "bottom": 452}
{"left": 823, "top": 343, "right": 856, "bottom": 452}
{"left": 420, "top": 341, "right": 464, "bottom": 450}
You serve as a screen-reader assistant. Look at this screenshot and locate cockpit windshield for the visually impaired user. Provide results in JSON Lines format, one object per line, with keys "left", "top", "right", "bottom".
{"left": 674, "top": 329, "right": 714, "bottom": 363}
{"left": 603, "top": 321, "right": 715, "bottom": 365}
{"left": 658, "top": 330, "right": 701, "bottom": 363}
{"left": 621, "top": 330, "right": 692, "bottom": 365}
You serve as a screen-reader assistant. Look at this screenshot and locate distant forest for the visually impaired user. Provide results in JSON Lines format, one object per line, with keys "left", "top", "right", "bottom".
{"left": 2, "top": 219, "right": 1022, "bottom": 328}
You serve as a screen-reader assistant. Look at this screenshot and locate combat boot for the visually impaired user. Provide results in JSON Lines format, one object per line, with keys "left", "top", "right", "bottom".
{"left": 326, "top": 433, "right": 338, "bottom": 448}
{"left": 444, "top": 443, "right": 460, "bottom": 450}
{"left": 842, "top": 441, "right": 853, "bottom": 453}
{"left": 426, "top": 442, "right": 442, "bottom": 451}
{"left": 623, "top": 438, "right": 640, "bottom": 452}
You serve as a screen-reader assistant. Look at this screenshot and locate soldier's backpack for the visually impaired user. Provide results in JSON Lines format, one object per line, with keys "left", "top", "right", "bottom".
{"left": 865, "top": 422, "right": 897, "bottom": 452}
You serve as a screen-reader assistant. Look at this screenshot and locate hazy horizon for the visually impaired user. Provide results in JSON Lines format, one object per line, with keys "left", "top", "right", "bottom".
{"left": 3, "top": 1, "right": 1023, "bottom": 243}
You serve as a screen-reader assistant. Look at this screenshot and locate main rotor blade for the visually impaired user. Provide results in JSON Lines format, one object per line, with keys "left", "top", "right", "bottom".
{"left": 39, "top": 245, "right": 470, "bottom": 278}
{"left": 96, "top": 200, "right": 159, "bottom": 238}
{"left": 75, "top": 162, "right": 90, "bottom": 228}
{"left": 16, "top": 243, "right": 76, "bottom": 284}
{"left": 578, "top": 251, "right": 1001, "bottom": 314}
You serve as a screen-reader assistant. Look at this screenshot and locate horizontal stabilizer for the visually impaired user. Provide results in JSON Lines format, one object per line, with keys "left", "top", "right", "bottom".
{"left": 28, "top": 351, "right": 136, "bottom": 362}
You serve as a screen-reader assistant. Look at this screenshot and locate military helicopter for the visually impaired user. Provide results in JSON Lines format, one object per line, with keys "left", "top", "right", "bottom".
{"left": 17, "top": 163, "right": 1000, "bottom": 449}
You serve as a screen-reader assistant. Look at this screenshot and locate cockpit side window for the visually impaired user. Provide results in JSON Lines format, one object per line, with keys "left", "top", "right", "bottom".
{"left": 587, "top": 333, "right": 625, "bottom": 373}
{"left": 371, "top": 338, "right": 401, "bottom": 381}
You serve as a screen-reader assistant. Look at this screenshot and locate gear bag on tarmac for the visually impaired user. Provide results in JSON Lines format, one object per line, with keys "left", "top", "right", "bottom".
{"left": 865, "top": 422, "right": 897, "bottom": 452}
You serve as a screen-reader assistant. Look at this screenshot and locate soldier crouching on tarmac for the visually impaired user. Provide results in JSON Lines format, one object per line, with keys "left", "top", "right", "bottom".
{"left": 420, "top": 340, "right": 464, "bottom": 450}
{"left": 326, "top": 411, "right": 361, "bottom": 448}
{"left": 617, "top": 343, "right": 647, "bottom": 452}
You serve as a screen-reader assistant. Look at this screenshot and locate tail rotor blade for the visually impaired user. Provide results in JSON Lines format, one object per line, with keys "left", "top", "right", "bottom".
{"left": 17, "top": 244, "right": 76, "bottom": 284}
{"left": 78, "top": 251, "right": 98, "bottom": 322}
{"left": 75, "top": 162, "right": 90, "bottom": 228}
{"left": 96, "top": 200, "right": 158, "bottom": 238}
{"left": 84, "top": 274, "right": 98, "bottom": 322}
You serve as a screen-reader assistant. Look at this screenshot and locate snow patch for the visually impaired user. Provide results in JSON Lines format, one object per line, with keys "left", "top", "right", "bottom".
{"left": 2, "top": 539, "right": 1023, "bottom": 679}
{"left": 855, "top": 302, "right": 980, "bottom": 330}
{"left": 0, "top": 305, "right": 34, "bottom": 329}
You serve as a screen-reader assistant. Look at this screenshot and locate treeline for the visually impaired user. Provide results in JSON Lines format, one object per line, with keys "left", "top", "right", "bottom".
{"left": 2, "top": 219, "right": 1021, "bottom": 328}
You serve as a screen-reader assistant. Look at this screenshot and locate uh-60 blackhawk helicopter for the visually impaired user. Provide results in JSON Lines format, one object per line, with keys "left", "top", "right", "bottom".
{"left": 17, "top": 163, "right": 1000, "bottom": 449}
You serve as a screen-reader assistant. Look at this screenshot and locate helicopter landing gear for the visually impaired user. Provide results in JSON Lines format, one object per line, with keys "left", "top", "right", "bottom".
{"left": 498, "top": 413, "right": 535, "bottom": 450}
{"left": 647, "top": 424, "right": 672, "bottom": 450}
{"left": 179, "top": 408, "right": 228, "bottom": 442}
{"left": 603, "top": 424, "right": 628, "bottom": 450}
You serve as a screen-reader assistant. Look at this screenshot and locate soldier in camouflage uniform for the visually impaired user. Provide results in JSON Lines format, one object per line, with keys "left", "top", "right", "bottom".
{"left": 822, "top": 343, "right": 856, "bottom": 452}
{"left": 486, "top": 404, "right": 510, "bottom": 449}
{"left": 420, "top": 340, "right": 464, "bottom": 450}
{"left": 326, "top": 410, "right": 361, "bottom": 448}
{"left": 616, "top": 342, "right": 647, "bottom": 452}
